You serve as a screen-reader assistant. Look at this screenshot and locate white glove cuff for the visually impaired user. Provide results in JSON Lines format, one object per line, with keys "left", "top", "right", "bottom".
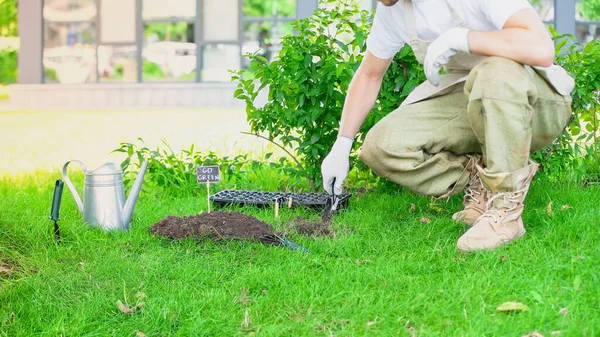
{"left": 454, "top": 27, "right": 471, "bottom": 54}
{"left": 333, "top": 136, "right": 354, "bottom": 155}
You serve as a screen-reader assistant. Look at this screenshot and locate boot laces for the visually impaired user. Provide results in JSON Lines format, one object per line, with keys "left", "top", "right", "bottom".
{"left": 464, "top": 174, "right": 484, "bottom": 205}
{"left": 481, "top": 184, "right": 530, "bottom": 224}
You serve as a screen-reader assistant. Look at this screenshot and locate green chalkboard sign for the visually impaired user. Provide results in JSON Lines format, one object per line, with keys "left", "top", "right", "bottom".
{"left": 196, "top": 166, "right": 220, "bottom": 183}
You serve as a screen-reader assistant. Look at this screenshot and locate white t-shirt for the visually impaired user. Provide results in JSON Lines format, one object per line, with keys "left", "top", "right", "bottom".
{"left": 367, "top": 0, "right": 533, "bottom": 59}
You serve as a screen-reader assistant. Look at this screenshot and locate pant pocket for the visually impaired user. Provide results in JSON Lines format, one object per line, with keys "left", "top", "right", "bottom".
{"left": 531, "top": 99, "right": 573, "bottom": 152}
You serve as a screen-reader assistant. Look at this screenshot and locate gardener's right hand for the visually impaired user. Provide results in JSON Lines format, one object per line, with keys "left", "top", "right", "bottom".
{"left": 321, "top": 136, "right": 354, "bottom": 195}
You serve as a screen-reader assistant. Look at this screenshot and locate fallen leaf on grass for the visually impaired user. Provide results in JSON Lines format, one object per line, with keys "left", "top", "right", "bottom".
{"left": 573, "top": 275, "right": 582, "bottom": 291}
{"left": 428, "top": 197, "right": 446, "bottom": 213}
{"left": 551, "top": 331, "right": 561, "bottom": 336}
{"left": 561, "top": 205, "right": 572, "bottom": 211}
{"left": 409, "top": 204, "right": 416, "bottom": 213}
{"left": 522, "top": 332, "right": 544, "bottom": 337}
{"left": 546, "top": 202, "right": 553, "bottom": 216}
{"left": 420, "top": 218, "right": 431, "bottom": 224}
{"left": 0, "top": 265, "right": 13, "bottom": 275}
{"left": 235, "top": 288, "right": 252, "bottom": 305}
{"left": 117, "top": 300, "right": 136, "bottom": 314}
{"left": 134, "top": 331, "right": 146, "bottom": 337}
{"left": 2, "top": 312, "right": 15, "bottom": 325}
{"left": 496, "top": 302, "right": 530, "bottom": 313}
{"left": 366, "top": 318, "right": 378, "bottom": 327}
{"left": 241, "top": 309, "right": 251, "bottom": 328}
{"left": 559, "top": 307, "right": 568, "bottom": 316}
{"left": 135, "top": 292, "right": 147, "bottom": 299}
{"left": 355, "top": 259, "right": 372, "bottom": 265}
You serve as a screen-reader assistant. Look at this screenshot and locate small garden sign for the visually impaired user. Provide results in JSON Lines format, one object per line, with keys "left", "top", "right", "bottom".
{"left": 196, "top": 165, "right": 220, "bottom": 213}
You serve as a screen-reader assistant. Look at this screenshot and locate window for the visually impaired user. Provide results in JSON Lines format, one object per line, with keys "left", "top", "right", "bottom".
{"left": 200, "top": 0, "right": 241, "bottom": 81}
{"left": 530, "top": 0, "right": 555, "bottom": 24}
{"left": 38, "top": 0, "right": 312, "bottom": 84}
{"left": 243, "top": 0, "right": 296, "bottom": 18}
{"left": 142, "top": 0, "right": 197, "bottom": 82}
{"left": 98, "top": 45, "right": 137, "bottom": 82}
{"left": 98, "top": 0, "right": 137, "bottom": 82}
{"left": 202, "top": 44, "right": 241, "bottom": 82}
{"left": 576, "top": 0, "right": 600, "bottom": 43}
{"left": 143, "top": 0, "right": 196, "bottom": 20}
{"left": 242, "top": 0, "right": 296, "bottom": 71}
{"left": 43, "top": 0, "right": 97, "bottom": 84}
{"left": 320, "top": 0, "right": 375, "bottom": 11}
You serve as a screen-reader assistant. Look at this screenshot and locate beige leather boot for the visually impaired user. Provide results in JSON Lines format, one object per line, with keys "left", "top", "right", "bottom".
{"left": 452, "top": 171, "right": 488, "bottom": 226}
{"left": 457, "top": 163, "right": 539, "bottom": 252}
{"left": 452, "top": 155, "right": 487, "bottom": 226}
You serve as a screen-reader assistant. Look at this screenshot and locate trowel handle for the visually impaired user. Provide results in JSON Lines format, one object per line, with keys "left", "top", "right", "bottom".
{"left": 50, "top": 179, "right": 64, "bottom": 222}
{"left": 330, "top": 177, "right": 336, "bottom": 196}
{"left": 62, "top": 160, "right": 87, "bottom": 214}
{"left": 282, "top": 240, "right": 310, "bottom": 254}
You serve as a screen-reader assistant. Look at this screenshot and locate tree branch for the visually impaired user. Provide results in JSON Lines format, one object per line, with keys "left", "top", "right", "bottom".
{"left": 241, "top": 131, "right": 316, "bottom": 190}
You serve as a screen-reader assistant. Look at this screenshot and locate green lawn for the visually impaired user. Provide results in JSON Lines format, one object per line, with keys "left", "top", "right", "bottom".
{"left": 1, "top": 169, "right": 599, "bottom": 336}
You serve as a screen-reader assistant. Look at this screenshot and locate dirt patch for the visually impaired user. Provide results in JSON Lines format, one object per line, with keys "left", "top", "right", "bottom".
{"left": 290, "top": 217, "right": 334, "bottom": 238}
{"left": 149, "top": 211, "right": 275, "bottom": 243}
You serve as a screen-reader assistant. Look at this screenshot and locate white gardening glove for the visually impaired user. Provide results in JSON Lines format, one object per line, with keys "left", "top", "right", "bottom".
{"left": 424, "top": 27, "right": 471, "bottom": 86}
{"left": 321, "top": 136, "right": 354, "bottom": 195}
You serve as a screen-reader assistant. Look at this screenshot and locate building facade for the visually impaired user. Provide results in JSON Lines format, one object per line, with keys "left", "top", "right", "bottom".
{"left": 11, "top": 0, "right": 598, "bottom": 109}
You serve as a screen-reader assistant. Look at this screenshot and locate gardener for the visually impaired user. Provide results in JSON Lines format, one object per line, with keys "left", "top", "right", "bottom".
{"left": 321, "top": 0, "right": 575, "bottom": 252}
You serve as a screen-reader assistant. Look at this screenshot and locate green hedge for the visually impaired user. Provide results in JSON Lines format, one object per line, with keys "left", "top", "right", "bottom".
{"left": 532, "top": 30, "right": 600, "bottom": 183}
{"left": 0, "top": 50, "right": 17, "bottom": 85}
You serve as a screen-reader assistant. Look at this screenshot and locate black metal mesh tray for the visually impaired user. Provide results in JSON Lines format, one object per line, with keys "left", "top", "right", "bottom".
{"left": 209, "top": 190, "right": 351, "bottom": 210}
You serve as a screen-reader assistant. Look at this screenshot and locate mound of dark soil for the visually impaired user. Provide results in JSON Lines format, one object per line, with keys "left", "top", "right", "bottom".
{"left": 149, "top": 211, "right": 275, "bottom": 242}
{"left": 291, "top": 217, "right": 334, "bottom": 237}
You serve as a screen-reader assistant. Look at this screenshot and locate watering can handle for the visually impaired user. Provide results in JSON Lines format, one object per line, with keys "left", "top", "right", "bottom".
{"left": 61, "top": 160, "right": 87, "bottom": 215}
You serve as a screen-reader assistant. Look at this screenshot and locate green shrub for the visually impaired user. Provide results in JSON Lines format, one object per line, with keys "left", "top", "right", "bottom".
{"left": 231, "top": 0, "right": 424, "bottom": 189}
{"left": 142, "top": 60, "right": 164, "bottom": 79}
{"left": 533, "top": 29, "right": 600, "bottom": 183}
{"left": 115, "top": 64, "right": 124, "bottom": 77}
{"left": 0, "top": 0, "right": 18, "bottom": 37}
{"left": 44, "top": 67, "right": 58, "bottom": 82}
{"left": 0, "top": 50, "right": 17, "bottom": 84}
{"left": 113, "top": 138, "right": 309, "bottom": 196}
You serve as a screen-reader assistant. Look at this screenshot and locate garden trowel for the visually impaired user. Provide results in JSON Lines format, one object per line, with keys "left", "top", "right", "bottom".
{"left": 49, "top": 179, "right": 64, "bottom": 243}
{"left": 262, "top": 233, "right": 310, "bottom": 254}
{"left": 322, "top": 178, "right": 340, "bottom": 221}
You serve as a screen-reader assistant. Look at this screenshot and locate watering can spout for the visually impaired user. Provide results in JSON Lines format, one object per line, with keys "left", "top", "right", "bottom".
{"left": 122, "top": 161, "right": 148, "bottom": 228}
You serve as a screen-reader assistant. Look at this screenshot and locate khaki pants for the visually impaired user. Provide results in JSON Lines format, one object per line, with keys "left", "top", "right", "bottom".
{"left": 360, "top": 57, "right": 573, "bottom": 196}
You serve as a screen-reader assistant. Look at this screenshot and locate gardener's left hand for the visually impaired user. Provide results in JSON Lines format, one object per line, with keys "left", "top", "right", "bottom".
{"left": 424, "top": 27, "right": 471, "bottom": 86}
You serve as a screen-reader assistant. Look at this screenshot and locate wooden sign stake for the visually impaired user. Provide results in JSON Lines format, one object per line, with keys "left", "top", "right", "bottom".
{"left": 207, "top": 181, "right": 211, "bottom": 214}
{"left": 196, "top": 165, "right": 220, "bottom": 214}
{"left": 275, "top": 198, "right": 280, "bottom": 218}
{"left": 288, "top": 196, "right": 293, "bottom": 209}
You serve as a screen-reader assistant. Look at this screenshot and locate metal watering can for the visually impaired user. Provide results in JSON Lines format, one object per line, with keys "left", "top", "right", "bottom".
{"left": 62, "top": 160, "right": 149, "bottom": 230}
